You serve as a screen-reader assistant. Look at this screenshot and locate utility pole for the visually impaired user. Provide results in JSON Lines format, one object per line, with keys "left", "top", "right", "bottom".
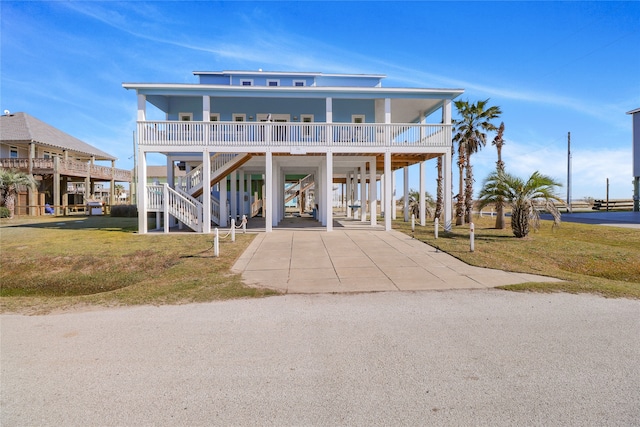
{"left": 567, "top": 132, "right": 572, "bottom": 213}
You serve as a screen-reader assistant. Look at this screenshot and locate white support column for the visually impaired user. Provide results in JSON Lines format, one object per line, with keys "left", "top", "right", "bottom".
{"left": 403, "top": 166, "right": 409, "bottom": 222}
{"left": 444, "top": 150, "right": 453, "bottom": 232}
{"left": 391, "top": 171, "right": 397, "bottom": 220}
{"left": 230, "top": 170, "right": 237, "bottom": 223}
{"left": 319, "top": 159, "right": 326, "bottom": 225}
{"left": 420, "top": 161, "right": 426, "bottom": 226}
{"left": 239, "top": 169, "right": 245, "bottom": 218}
{"left": 138, "top": 149, "right": 147, "bottom": 234}
{"left": 202, "top": 150, "right": 211, "bottom": 233}
{"left": 369, "top": 157, "right": 377, "bottom": 226}
{"left": 137, "top": 94, "right": 146, "bottom": 121}
{"left": 360, "top": 163, "right": 367, "bottom": 222}
{"left": 219, "top": 175, "right": 228, "bottom": 227}
{"left": 380, "top": 173, "right": 385, "bottom": 217}
{"left": 203, "top": 96, "right": 210, "bottom": 121}
{"left": 442, "top": 99, "right": 453, "bottom": 232}
{"left": 346, "top": 171, "right": 352, "bottom": 218}
{"left": 384, "top": 150, "right": 392, "bottom": 231}
{"left": 265, "top": 151, "right": 273, "bottom": 232}
{"left": 326, "top": 151, "right": 333, "bottom": 231}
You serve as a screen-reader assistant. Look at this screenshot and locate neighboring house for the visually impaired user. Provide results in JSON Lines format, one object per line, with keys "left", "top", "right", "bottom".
{"left": 123, "top": 70, "right": 462, "bottom": 233}
{"left": 0, "top": 112, "right": 132, "bottom": 215}
{"left": 627, "top": 108, "right": 640, "bottom": 211}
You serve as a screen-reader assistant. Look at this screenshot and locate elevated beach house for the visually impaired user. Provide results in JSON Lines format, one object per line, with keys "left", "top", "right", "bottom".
{"left": 123, "top": 70, "right": 462, "bottom": 233}
{"left": 0, "top": 112, "right": 132, "bottom": 215}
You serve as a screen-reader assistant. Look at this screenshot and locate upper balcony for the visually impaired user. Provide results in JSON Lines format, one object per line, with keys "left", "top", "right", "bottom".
{"left": 0, "top": 158, "right": 132, "bottom": 182}
{"left": 137, "top": 121, "right": 452, "bottom": 152}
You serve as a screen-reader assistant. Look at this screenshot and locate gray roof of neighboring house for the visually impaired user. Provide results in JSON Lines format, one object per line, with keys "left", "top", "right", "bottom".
{"left": 0, "top": 112, "right": 116, "bottom": 160}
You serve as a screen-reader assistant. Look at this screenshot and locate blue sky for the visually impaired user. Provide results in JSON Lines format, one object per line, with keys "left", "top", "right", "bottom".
{"left": 2, "top": 1, "right": 639, "bottom": 200}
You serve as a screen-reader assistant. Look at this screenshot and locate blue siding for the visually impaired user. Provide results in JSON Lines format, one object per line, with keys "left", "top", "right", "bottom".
{"left": 198, "top": 75, "right": 230, "bottom": 85}
{"left": 316, "top": 76, "right": 381, "bottom": 87}
{"left": 210, "top": 97, "right": 327, "bottom": 121}
{"left": 333, "top": 99, "right": 375, "bottom": 122}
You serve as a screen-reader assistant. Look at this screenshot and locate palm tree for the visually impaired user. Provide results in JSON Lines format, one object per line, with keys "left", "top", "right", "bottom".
{"left": 453, "top": 99, "right": 502, "bottom": 224}
{"left": 477, "top": 170, "right": 562, "bottom": 238}
{"left": 434, "top": 157, "right": 443, "bottom": 221}
{"left": 0, "top": 169, "right": 37, "bottom": 219}
{"left": 491, "top": 122, "right": 506, "bottom": 229}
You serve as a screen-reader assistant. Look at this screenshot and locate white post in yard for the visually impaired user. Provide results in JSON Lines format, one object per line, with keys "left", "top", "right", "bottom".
{"left": 214, "top": 228, "right": 219, "bottom": 257}
{"left": 435, "top": 218, "right": 439, "bottom": 239}
{"left": 470, "top": 222, "right": 475, "bottom": 252}
{"left": 231, "top": 218, "right": 236, "bottom": 242}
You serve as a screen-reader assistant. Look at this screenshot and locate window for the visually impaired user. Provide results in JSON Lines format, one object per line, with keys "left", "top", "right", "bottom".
{"left": 209, "top": 113, "right": 220, "bottom": 122}
{"left": 352, "top": 115, "right": 365, "bottom": 124}
{"left": 293, "top": 80, "right": 306, "bottom": 87}
{"left": 301, "top": 115, "right": 314, "bottom": 138}
{"left": 43, "top": 151, "right": 51, "bottom": 159}
{"left": 240, "top": 79, "right": 253, "bottom": 86}
{"left": 10, "top": 146, "right": 18, "bottom": 158}
{"left": 179, "top": 113, "right": 193, "bottom": 121}
{"left": 267, "top": 79, "right": 279, "bottom": 87}
{"left": 232, "top": 114, "right": 246, "bottom": 122}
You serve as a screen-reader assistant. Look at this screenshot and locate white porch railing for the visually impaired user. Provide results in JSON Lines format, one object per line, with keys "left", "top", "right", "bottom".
{"left": 137, "top": 121, "right": 451, "bottom": 148}
{"left": 178, "top": 153, "right": 239, "bottom": 195}
{"left": 146, "top": 184, "right": 203, "bottom": 232}
{"left": 285, "top": 174, "right": 314, "bottom": 204}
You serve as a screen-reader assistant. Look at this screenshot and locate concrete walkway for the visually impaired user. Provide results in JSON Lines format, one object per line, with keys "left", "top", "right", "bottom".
{"left": 232, "top": 227, "right": 560, "bottom": 293}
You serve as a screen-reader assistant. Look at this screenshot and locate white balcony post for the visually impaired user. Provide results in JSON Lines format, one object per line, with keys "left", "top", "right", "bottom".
{"left": 326, "top": 151, "right": 333, "bottom": 231}
{"left": 138, "top": 149, "right": 147, "bottom": 234}
{"left": 203, "top": 96, "right": 210, "bottom": 145}
{"left": 202, "top": 149, "right": 212, "bottom": 233}
{"left": 420, "top": 161, "right": 426, "bottom": 226}
{"left": 265, "top": 151, "right": 273, "bottom": 232}
{"left": 384, "top": 150, "right": 392, "bottom": 231}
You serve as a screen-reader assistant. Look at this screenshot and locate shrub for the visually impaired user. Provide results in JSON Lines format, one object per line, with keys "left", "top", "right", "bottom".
{"left": 0, "top": 206, "right": 10, "bottom": 218}
{"left": 110, "top": 204, "right": 138, "bottom": 217}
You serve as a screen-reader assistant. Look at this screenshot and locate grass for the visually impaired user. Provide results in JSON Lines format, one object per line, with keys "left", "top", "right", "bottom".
{"left": 393, "top": 215, "right": 640, "bottom": 299}
{"left": 0, "top": 216, "right": 279, "bottom": 314}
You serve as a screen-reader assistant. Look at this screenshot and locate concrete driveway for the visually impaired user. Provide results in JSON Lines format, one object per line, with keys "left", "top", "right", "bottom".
{"left": 2, "top": 291, "right": 639, "bottom": 426}
{"left": 232, "top": 228, "right": 560, "bottom": 293}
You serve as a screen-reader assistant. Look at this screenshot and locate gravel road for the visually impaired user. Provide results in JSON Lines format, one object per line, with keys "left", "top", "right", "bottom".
{"left": 2, "top": 290, "right": 639, "bottom": 426}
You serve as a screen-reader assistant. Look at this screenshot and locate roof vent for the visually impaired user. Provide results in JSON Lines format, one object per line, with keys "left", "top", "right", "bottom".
{"left": 3, "top": 110, "right": 10, "bottom": 116}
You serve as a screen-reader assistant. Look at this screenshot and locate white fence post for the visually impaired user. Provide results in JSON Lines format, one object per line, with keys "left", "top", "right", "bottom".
{"left": 231, "top": 218, "right": 236, "bottom": 242}
{"left": 434, "top": 218, "right": 439, "bottom": 239}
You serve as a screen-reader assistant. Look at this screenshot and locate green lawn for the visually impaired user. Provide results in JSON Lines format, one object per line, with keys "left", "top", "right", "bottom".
{"left": 0, "top": 216, "right": 278, "bottom": 314}
{"left": 393, "top": 215, "right": 640, "bottom": 299}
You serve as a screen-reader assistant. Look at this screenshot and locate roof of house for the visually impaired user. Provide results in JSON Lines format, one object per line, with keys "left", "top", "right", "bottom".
{"left": 0, "top": 112, "right": 116, "bottom": 160}
{"left": 627, "top": 108, "right": 640, "bottom": 115}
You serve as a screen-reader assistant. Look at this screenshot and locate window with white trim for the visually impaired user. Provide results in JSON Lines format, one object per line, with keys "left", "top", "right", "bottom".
{"left": 209, "top": 113, "right": 220, "bottom": 122}
{"left": 240, "top": 79, "right": 253, "bottom": 86}
{"left": 179, "top": 112, "right": 193, "bottom": 121}
{"left": 267, "top": 79, "right": 279, "bottom": 87}
{"left": 10, "top": 146, "right": 18, "bottom": 158}
{"left": 352, "top": 115, "right": 365, "bottom": 124}
{"left": 293, "top": 80, "right": 306, "bottom": 87}
{"left": 301, "top": 115, "right": 314, "bottom": 138}
{"left": 232, "top": 114, "right": 246, "bottom": 122}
